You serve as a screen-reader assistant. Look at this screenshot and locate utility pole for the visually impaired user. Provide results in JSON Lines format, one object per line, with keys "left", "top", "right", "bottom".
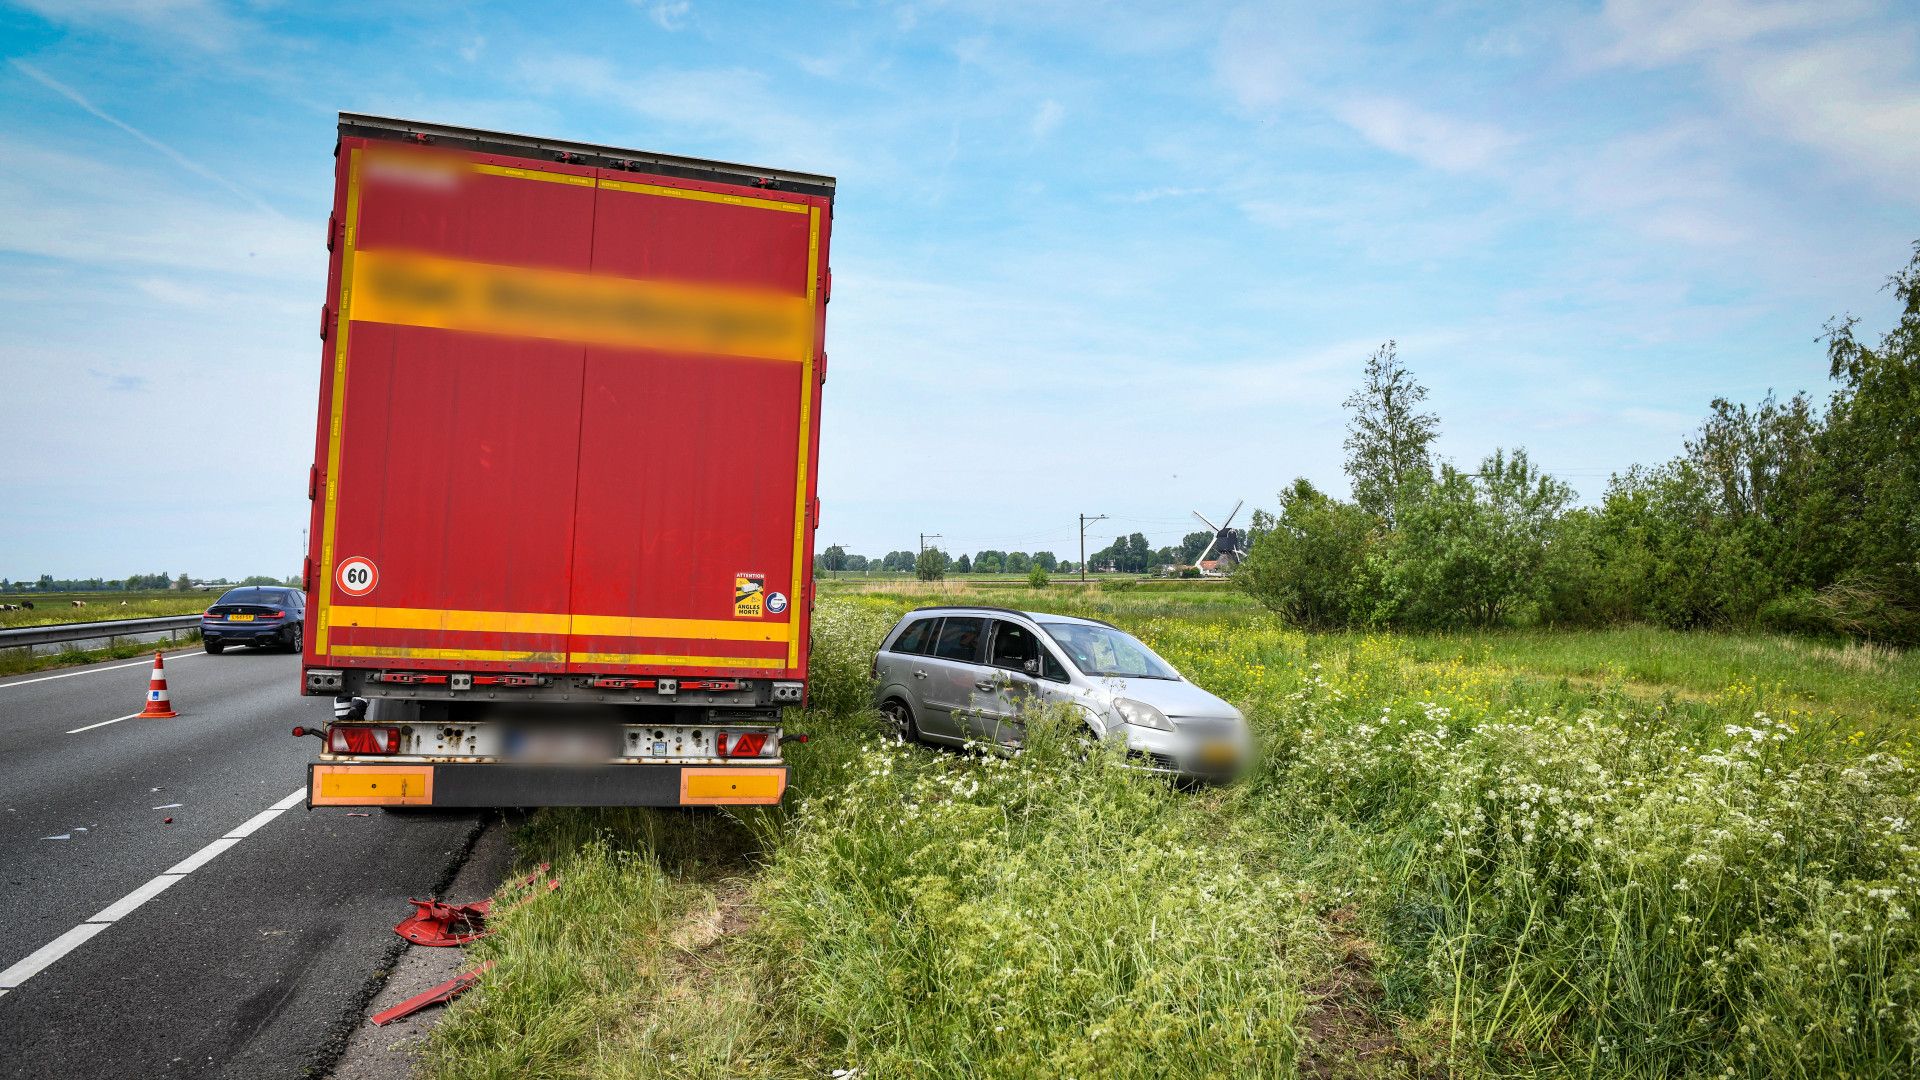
{"left": 1078, "top": 513, "right": 1107, "bottom": 583}
{"left": 919, "top": 532, "right": 942, "bottom": 579}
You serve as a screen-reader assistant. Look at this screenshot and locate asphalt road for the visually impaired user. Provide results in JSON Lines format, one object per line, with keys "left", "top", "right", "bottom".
{"left": 0, "top": 647, "right": 486, "bottom": 1079}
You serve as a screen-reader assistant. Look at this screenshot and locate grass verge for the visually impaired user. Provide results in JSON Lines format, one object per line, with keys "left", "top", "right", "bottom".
{"left": 426, "top": 586, "right": 1919, "bottom": 1078}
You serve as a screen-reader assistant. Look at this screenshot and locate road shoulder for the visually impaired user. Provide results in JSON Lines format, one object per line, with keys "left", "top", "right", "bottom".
{"left": 326, "top": 818, "right": 515, "bottom": 1080}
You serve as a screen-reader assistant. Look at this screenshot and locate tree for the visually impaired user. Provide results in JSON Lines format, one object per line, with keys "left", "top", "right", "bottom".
{"left": 1006, "top": 551, "right": 1031, "bottom": 573}
{"left": 1177, "top": 530, "right": 1213, "bottom": 564}
{"left": 1033, "top": 551, "right": 1058, "bottom": 571}
{"left": 974, "top": 550, "right": 1005, "bottom": 574}
{"left": 1371, "top": 450, "right": 1572, "bottom": 627}
{"left": 846, "top": 554, "right": 870, "bottom": 572}
{"left": 1343, "top": 341, "right": 1439, "bottom": 525}
{"left": 173, "top": 573, "right": 191, "bottom": 590}
{"left": 954, "top": 553, "right": 972, "bottom": 573}
{"left": 821, "top": 544, "right": 848, "bottom": 572}
{"left": 1027, "top": 564, "right": 1050, "bottom": 589}
{"left": 915, "top": 547, "right": 949, "bottom": 581}
{"left": 1236, "top": 479, "right": 1374, "bottom": 628}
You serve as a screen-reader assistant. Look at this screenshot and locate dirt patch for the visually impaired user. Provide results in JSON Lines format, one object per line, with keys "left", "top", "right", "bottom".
{"left": 1298, "top": 905, "right": 1409, "bottom": 1079}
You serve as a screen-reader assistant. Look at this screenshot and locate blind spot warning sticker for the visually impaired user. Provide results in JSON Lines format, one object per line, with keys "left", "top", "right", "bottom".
{"left": 767, "top": 591, "right": 789, "bottom": 614}
{"left": 337, "top": 556, "right": 379, "bottom": 597}
{"left": 734, "top": 573, "right": 765, "bottom": 617}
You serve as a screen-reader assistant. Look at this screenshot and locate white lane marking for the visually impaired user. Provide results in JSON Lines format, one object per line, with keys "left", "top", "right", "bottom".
{"left": 0, "top": 924, "right": 109, "bottom": 989}
{"left": 165, "top": 836, "right": 240, "bottom": 876}
{"left": 66, "top": 712, "right": 142, "bottom": 735}
{"left": 90, "top": 874, "right": 183, "bottom": 922}
{"left": 0, "top": 786, "right": 307, "bottom": 992}
{"left": 0, "top": 650, "right": 201, "bottom": 690}
{"left": 223, "top": 807, "right": 285, "bottom": 840}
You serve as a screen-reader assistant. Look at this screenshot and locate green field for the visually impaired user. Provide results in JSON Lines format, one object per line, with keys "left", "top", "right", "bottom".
{"left": 425, "top": 586, "right": 1919, "bottom": 1079}
{"left": 0, "top": 589, "right": 215, "bottom": 629}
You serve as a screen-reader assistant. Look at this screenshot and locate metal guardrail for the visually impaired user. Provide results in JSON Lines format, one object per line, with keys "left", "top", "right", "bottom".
{"left": 0, "top": 615, "right": 201, "bottom": 651}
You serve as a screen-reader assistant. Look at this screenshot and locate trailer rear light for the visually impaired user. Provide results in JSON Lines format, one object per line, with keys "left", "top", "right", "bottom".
{"left": 724, "top": 732, "right": 769, "bottom": 757}
{"left": 329, "top": 726, "right": 402, "bottom": 754}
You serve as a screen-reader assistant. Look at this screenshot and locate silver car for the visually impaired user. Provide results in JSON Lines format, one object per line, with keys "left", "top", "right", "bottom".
{"left": 870, "top": 606, "right": 1251, "bottom": 779}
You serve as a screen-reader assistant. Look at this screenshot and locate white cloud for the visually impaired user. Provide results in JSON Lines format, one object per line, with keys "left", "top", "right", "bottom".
{"left": 11, "top": 0, "right": 246, "bottom": 52}
{"left": 646, "top": 1, "right": 691, "bottom": 31}
{"left": 1030, "top": 98, "right": 1065, "bottom": 139}
{"left": 11, "top": 61, "right": 282, "bottom": 217}
{"left": 0, "top": 137, "right": 309, "bottom": 279}
{"left": 1332, "top": 97, "right": 1516, "bottom": 175}
{"left": 1590, "top": 0, "right": 1920, "bottom": 200}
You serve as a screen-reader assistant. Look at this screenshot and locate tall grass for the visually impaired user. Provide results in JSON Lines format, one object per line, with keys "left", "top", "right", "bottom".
{"left": 428, "top": 587, "right": 1919, "bottom": 1078}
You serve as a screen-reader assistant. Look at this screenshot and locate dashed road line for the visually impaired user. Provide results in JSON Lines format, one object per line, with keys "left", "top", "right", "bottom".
{"left": 0, "top": 786, "right": 307, "bottom": 995}
{"left": 65, "top": 712, "right": 142, "bottom": 735}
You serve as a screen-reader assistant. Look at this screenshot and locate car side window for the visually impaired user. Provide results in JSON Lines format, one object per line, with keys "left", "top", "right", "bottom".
{"left": 930, "top": 616, "right": 985, "bottom": 663}
{"left": 1040, "top": 648, "right": 1069, "bottom": 683}
{"left": 891, "top": 617, "right": 937, "bottom": 655}
{"left": 988, "top": 620, "right": 1040, "bottom": 672}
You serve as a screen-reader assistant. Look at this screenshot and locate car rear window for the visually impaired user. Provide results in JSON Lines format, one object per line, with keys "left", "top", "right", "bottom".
{"left": 890, "top": 617, "right": 937, "bottom": 655}
{"left": 216, "top": 588, "right": 287, "bottom": 606}
{"left": 929, "top": 616, "right": 985, "bottom": 662}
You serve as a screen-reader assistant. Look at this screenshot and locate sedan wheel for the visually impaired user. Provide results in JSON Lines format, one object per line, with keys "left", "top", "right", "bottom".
{"left": 288, "top": 625, "right": 304, "bottom": 653}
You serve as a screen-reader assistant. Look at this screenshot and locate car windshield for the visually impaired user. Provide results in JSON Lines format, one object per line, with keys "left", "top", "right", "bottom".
{"left": 217, "top": 588, "right": 287, "bottom": 606}
{"left": 1038, "top": 622, "right": 1180, "bottom": 680}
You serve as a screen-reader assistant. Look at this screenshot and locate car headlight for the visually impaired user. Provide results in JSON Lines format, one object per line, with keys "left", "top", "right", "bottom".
{"left": 1112, "top": 697, "right": 1172, "bottom": 731}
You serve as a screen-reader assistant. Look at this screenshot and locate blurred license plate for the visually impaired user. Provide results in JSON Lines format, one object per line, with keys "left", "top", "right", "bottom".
{"left": 1200, "top": 742, "right": 1240, "bottom": 766}
{"left": 229, "top": 614, "right": 255, "bottom": 621}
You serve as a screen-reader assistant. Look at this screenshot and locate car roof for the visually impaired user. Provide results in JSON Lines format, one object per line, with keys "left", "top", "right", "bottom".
{"left": 902, "top": 605, "right": 1117, "bottom": 630}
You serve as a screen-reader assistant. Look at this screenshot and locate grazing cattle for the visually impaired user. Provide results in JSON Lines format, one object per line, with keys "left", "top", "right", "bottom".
{"left": 22, "top": 600, "right": 33, "bottom": 609}
{"left": 71, "top": 600, "right": 85, "bottom": 608}
{"left": 0, "top": 603, "right": 15, "bottom": 611}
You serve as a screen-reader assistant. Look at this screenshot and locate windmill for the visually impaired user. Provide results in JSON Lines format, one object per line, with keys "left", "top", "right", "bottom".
{"left": 1192, "top": 499, "right": 1244, "bottom": 574}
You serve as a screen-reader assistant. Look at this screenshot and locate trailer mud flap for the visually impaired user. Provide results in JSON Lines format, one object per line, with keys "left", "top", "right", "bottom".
{"left": 305, "top": 762, "right": 787, "bottom": 807}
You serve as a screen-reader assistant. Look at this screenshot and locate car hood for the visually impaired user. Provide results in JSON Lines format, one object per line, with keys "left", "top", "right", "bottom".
{"left": 1099, "top": 677, "right": 1241, "bottom": 721}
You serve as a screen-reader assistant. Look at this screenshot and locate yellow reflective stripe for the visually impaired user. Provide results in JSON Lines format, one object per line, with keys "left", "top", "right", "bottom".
{"left": 569, "top": 652, "right": 785, "bottom": 670}
{"left": 597, "top": 176, "right": 805, "bottom": 214}
{"left": 788, "top": 205, "right": 821, "bottom": 668}
{"left": 334, "top": 644, "right": 565, "bottom": 663}
{"left": 328, "top": 606, "right": 788, "bottom": 642}
{"left": 333, "top": 644, "right": 786, "bottom": 669}
{"left": 470, "top": 162, "right": 595, "bottom": 187}
{"left": 571, "top": 614, "right": 787, "bottom": 642}
{"left": 315, "top": 149, "right": 363, "bottom": 657}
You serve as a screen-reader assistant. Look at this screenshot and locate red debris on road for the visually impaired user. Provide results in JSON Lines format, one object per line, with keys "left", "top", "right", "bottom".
{"left": 368, "top": 962, "right": 494, "bottom": 1026}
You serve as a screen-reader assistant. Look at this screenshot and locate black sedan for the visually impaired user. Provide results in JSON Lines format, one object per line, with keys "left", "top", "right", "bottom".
{"left": 201, "top": 586, "right": 306, "bottom": 653}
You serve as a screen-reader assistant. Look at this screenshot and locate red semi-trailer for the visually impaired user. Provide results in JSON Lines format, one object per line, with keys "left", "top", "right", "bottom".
{"left": 297, "top": 114, "right": 832, "bottom": 809}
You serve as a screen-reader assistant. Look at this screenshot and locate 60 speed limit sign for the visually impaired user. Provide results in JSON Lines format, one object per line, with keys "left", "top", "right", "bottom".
{"left": 335, "top": 556, "right": 379, "bottom": 597}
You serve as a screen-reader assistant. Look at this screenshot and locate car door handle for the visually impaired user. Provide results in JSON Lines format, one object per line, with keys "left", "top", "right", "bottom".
{"left": 912, "top": 670, "right": 929, "bottom": 679}
{"left": 974, "top": 677, "right": 997, "bottom": 691}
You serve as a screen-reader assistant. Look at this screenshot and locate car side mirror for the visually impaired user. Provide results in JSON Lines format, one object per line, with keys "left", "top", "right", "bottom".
{"left": 1023, "top": 658, "right": 1040, "bottom": 675}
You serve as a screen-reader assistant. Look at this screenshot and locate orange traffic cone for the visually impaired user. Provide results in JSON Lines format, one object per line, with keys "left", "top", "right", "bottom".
{"left": 139, "top": 651, "right": 178, "bottom": 718}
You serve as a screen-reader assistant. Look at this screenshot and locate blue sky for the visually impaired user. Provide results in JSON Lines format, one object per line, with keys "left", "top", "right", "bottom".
{"left": 2, "top": 0, "right": 1916, "bottom": 578}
